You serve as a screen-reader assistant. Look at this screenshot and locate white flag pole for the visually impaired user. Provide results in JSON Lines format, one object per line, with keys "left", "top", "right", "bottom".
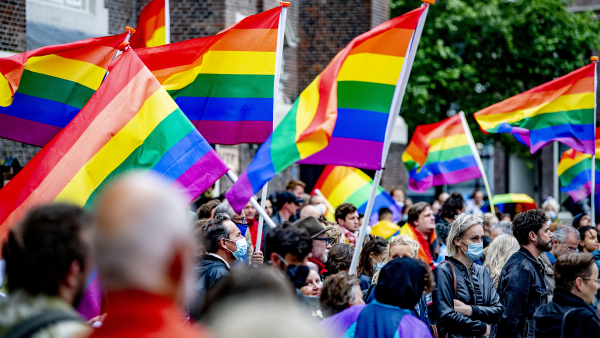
{"left": 349, "top": 2, "right": 430, "bottom": 275}
{"left": 592, "top": 57, "right": 597, "bottom": 225}
{"left": 225, "top": 170, "right": 276, "bottom": 229}
{"left": 164, "top": 0, "right": 170, "bottom": 44}
{"left": 460, "top": 111, "right": 494, "bottom": 212}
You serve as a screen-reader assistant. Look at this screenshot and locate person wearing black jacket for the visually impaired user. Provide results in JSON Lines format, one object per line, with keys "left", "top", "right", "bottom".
{"left": 433, "top": 214, "right": 503, "bottom": 338}
{"left": 534, "top": 253, "right": 600, "bottom": 337}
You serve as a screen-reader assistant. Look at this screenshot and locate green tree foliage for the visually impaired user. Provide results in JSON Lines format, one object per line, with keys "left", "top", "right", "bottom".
{"left": 394, "top": 0, "right": 600, "bottom": 156}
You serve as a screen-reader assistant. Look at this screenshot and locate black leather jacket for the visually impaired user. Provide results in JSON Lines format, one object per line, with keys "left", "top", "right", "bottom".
{"left": 533, "top": 290, "right": 600, "bottom": 338}
{"left": 190, "top": 254, "right": 230, "bottom": 320}
{"left": 433, "top": 257, "right": 503, "bottom": 338}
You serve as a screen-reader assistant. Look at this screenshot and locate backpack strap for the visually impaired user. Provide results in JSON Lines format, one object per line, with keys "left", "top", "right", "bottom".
{"left": 3, "top": 309, "right": 84, "bottom": 338}
{"left": 560, "top": 308, "right": 580, "bottom": 338}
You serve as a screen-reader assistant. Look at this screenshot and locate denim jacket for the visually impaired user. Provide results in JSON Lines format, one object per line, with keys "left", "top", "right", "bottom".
{"left": 495, "top": 247, "right": 548, "bottom": 338}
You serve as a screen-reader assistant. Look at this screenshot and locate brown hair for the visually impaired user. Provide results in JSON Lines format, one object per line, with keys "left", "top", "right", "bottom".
{"left": 554, "top": 253, "right": 596, "bottom": 291}
{"left": 324, "top": 243, "right": 354, "bottom": 277}
{"left": 196, "top": 199, "right": 221, "bottom": 220}
{"left": 285, "top": 180, "right": 306, "bottom": 191}
{"left": 357, "top": 236, "right": 389, "bottom": 278}
{"left": 417, "top": 258, "right": 436, "bottom": 294}
{"left": 319, "top": 271, "right": 361, "bottom": 317}
{"left": 407, "top": 202, "right": 431, "bottom": 226}
{"left": 335, "top": 203, "right": 357, "bottom": 223}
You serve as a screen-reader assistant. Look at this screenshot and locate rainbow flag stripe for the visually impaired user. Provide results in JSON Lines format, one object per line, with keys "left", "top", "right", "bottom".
{"left": 403, "top": 114, "right": 481, "bottom": 192}
{"left": 313, "top": 165, "right": 402, "bottom": 225}
{"left": 129, "top": 0, "right": 167, "bottom": 48}
{"left": 474, "top": 63, "right": 595, "bottom": 155}
{"left": 0, "top": 33, "right": 128, "bottom": 147}
{"left": 558, "top": 127, "right": 600, "bottom": 202}
{"left": 0, "top": 49, "right": 229, "bottom": 236}
{"left": 480, "top": 193, "right": 537, "bottom": 214}
{"left": 226, "top": 6, "right": 427, "bottom": 212}
{"left": 135, "top": 6, "right": 283, "bottom": 145}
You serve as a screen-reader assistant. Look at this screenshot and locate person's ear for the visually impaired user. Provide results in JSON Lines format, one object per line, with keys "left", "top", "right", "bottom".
{"left": 220, "top": 237, "right": 229, "bottom": 251}
{"left": 64, "top": 260, "right": 83, "bottom": 289}
{"left": 453, "top": 236, "right": 462, "bottom": 249}
{"left": 270, "top": 252, "right": 280, "bottom": 265}
{"left": 369, "top": 252, "right": 374, "bottom": 260}
{"left": 529, "top": 231, "right": 537, "bottom": 243}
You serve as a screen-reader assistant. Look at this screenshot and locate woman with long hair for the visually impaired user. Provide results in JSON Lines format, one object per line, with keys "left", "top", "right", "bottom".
{"left": 482, "top": 234, "right": 520, "bottom": 288}
{"left": 356, "top": 236, "right": 388, "bottom": 291}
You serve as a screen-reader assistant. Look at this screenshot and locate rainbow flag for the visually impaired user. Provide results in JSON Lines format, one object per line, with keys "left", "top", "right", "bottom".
{"left": 480, "top": 193, "right": 537, "bottom": 215}
{"left": 0, "top": 49, "right": 229, "bottom": 236}
{"left": 135, "top": 6, "right": 285, "bottom": 145}
{"left": 0, "top": 33, "right": 128, "bottom": 147}
{"left": 558, "top": 127, "right": 600, "bottom": 202}
{"left": 474, "top": 63, "right": 596, "bottom": 154}
{"left": 129, "top": 0, "right": 168, "bottom": 48}
{"left": 226, "top": 6, "right": 428, "bottom": 212}
{"left": 403, "top": 114, "right": 481, "bottom": 192}
{"left": 312, "top": 166, "right": 402, "bottom": 225}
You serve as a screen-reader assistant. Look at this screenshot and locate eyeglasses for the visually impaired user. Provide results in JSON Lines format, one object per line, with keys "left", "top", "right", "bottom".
{"left": 313, "top": 237, "right": 331, "bottom": 245}
{"left": 232, "top": 217, "right": 248, "bottom": 226}
{"left": 560, "top": 243, "right": 579, "bottom": 253}
{"left": 581, "top": 277, "right": 600, "bottom": 284}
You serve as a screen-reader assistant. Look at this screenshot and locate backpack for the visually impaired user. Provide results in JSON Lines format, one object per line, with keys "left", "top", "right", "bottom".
{"left": 3, "top": 309, "right": 83, "bottom": 338}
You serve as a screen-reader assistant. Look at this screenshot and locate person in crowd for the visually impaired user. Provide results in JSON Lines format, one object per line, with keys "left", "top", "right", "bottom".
{"left": 0, "top": 204, "right": 94, "bottom": 338}
{"left": 497, "top": 213, "right": 511, "bottom": 222}
{"left": 533, "top": 253, "right": 600, "bottom": 337}
{"left": 436, "top": 192, "right": 465, "bottom": 247}
{"left": 578, "top": 225, "right": 600, "bottom": 253}
{"left": 402, "top": 198, "right": 414, "bottom": 222}
{"left": 309, "top": 195, "right": 328, "bottom": 216}
{"left": 301, "top": 263, "right": 324, "bottom": 318}
{"left": 214, "top": 201, "right": 261, "bottom": 263}
{"left": 483, "top": 234, "right": 520, "bottom": 288}
{"left": 90, "top": 173, "right": 206, "bottom": 337}
{"left": 400, "top": 202, "right": 439, "bottom": 268}
{"left": 370, "top": 207, "right": 401, "bottom": 240}
{"left": 433, "top": 214, "right": 503, "bottom": 338}
{"left": 541, "top": 198, "right": 560, "bottom": 223}
{"left": 320, "top": 258, "right": 434, "bottom": 338}
{"left": 286, "top": 180, "right": 306, "bottom": 199}
{"left": 466, "top": 189, "right": 485, "bottom": 216}
{"left": 243, "top": 200, "right": 257, "bottom": 222}
{"left": 496, "top": 209, "right": 553, "bottom": 338}
{"left": 193, "top": 219, "right": 210, "bottom": 257}
{"left": 572, "top": 213, "right": 592, "bottom": 229}
{"left": 323, "top": 243, "right": 354, "bottom": 279}
{"left": 438, "top": 192, "right": 450, "bottom": 205}
{"left": 256, "top": 197, "right": 273, "bottom": 217}
{"left": 272, "top": 191, "right": 302, "bottom": 226}
{"left": 327, "top": 223, "right": 346, "bottom": 245}
{"left": 538, "top": 225, "right": 580, "bottom": 301}
{"left": 319, "top": 272, "right": 364, "bottom": 319}
{"left": 196, "top": 199, "right": 221, "bottom": 220}
{"left": 432, "top": 200, "right": 442, "bottom": 218}
{"left": 300, "top": 205, "right": 323, "bottom": 218}
{"left": 294, "top": 216, "right": 333, "bottom": 275}
{"left": 482, "top": 213, "right": 499, "bottom": 238}
{"left": 489, "top": 221, "right": 513, "bottom": 242}
{"left": 390, "top": 187, "right": 406, "bottom": 206}
{"left": 335, "top": 203, "right": 360, "bottom": 247}
{"left": 356, "top": 236, "right": 388, "bottom": 291}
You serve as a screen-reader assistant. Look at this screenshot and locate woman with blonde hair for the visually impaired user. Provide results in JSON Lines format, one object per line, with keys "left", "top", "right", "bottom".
{"left": 483, "top": 234, "right": 520, "bottom": 288}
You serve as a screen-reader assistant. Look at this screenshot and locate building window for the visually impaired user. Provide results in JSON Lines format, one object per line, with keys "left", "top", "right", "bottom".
{"left": 40, "top": 0, "right": 85, "bottom": 10}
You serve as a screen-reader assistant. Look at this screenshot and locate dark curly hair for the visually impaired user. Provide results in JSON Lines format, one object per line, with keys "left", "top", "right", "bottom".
{"left": 324, "top": 243, "right": 354, "bottom": 277}
{"left": 357, "top": 236, "right": 388, "bottom": 278}
{"left": 319, "top": 271, "right": 361, "bottom": 318}
{"left": 335, "top": 203, "right": 357, "bottom": 223}
{"left": 440, "top": 192, "right": 465, "bottom": 220}
{"left": 512, "top": 209, "right": 548, "bottom": 246}
{"left": 577, "top": 226, "right": 597, "bottom": 252}
{"left": 265, "top": 222, "right": 313, "bottom": 261}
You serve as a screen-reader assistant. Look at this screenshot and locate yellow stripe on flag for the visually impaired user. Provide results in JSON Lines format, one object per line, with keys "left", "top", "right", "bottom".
{"left": 146, "top": 26, "right": 166, "bottom": 48}
{"left": 24, "top": 54, "right": 107, "bottom": 90}
{"left": 295, "top": 76, "right": 324, "bottom": 158}
{"left": 558, "top": 151, "right": 590, "bottom": 176}
{"left": 0, "top": 74, "right": 12, "bottom": 107}
{"left": 326, "top": 171, "right": 364, "bottom": 207}
{"left": 428, "top": 133, "right": 469, "bottom": 153}
{"left": 337, "top": 53, "right": 404, "bottom": 86}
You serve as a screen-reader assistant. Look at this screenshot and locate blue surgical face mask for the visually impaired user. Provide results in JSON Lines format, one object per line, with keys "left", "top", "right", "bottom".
{"left": 459, "top": 239, "right": 483, "bottom": 261}
{"left": 226, "top": 238, "right": 248, "bottom": 261}
{"left": 548, "top": 210, "right": 557, "bottom": 220}
{"left": 372, "top": 259, "right": 385, "bottom": 273}
{"left": 402, "top": 214, "right": 408, "bottom": 221}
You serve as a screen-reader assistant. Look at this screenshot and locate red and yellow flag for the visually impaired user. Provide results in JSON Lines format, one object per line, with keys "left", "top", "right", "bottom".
{"left": 130, "top": 0, "right": 168, "bottom": 48}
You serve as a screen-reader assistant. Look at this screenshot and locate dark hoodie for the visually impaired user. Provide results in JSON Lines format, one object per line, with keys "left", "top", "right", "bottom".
{"left": 533, "top": 289, "right": 599, "bottom": 338}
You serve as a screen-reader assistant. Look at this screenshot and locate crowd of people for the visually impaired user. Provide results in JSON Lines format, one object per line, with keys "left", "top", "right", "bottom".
{"left": 0, "top": 175, "right": 598, "bottom": 338}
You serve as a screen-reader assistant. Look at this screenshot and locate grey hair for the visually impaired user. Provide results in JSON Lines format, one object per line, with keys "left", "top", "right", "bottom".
{"left": 490, "top": 221, "right": 513, "bottom": 236}
{"left": 553, "top": 225, "right": 579, "bottom": 244}
{"left": 214, "top": 201, "right": 237, "bottom": 219}
{"left": 446, "top": 214, "right": 484, "bottom": 257}
{"left": 389, "top": 234, "right": 419, "bottom": 259}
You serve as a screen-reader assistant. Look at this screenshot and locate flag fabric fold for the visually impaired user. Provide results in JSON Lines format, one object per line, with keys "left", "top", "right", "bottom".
{"left": 226, "top": 6, "right": 426, "bottom": 212}
{"left": 403, "top": 114, "right": 481, "bottom": 192}
{"left": 0, "top": 33, "right": 128, "bottom": 146}
{"left": 135, "top": 6, "right": 283, "bottom": 145}
{"left": 129, "top": 0, "right": 168, "bottom": 48}
{"left": 474, "top": 63, "right": 596, "bottom": 154}
{"left": 480, "top": 193, "right": 537, "bottom": 215}
{"left": 0, "top": 48, "right": 229, "bottom": 237}
{"left": 558, "top": 127, "right": 600, "bottom": 202}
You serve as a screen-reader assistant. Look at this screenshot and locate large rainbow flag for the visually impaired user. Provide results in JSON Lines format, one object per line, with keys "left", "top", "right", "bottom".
{"left": 312, "top": 165, "right": 402, "bottom": 225}
{"left": 480, "top": 193, "right": 537, "bottom": 216}
{"left": 0, "top": 33, "right": 128, "bottom": 146}
{"left": 474, "top": 63, "right": 596, "bottom": 155}
{"left": 403, "top": 114, "right": 481, "bottom": 192}
{"left": 0, "top": 49, "right": 229, "bottom": 237}
{"left": 226, "top": 6, "right": 428, "bottom": 212}
{"left": 129, "top": 0, "right": 168, "bottom": 48}
{"left": 558, "top": 127, "right": 600, "bottom": 202}
{"left": 135, "top": 6, "right": 286, "bottom": 145}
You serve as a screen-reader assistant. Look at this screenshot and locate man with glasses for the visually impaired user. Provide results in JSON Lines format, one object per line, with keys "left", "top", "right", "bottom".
{"left": 294, "top": 216, "right": 334, "bottom": 275}
{"left": 540, "top": 225, "right": 580, "bottom": 301}
{"left": 534, "top": 253, "right": 600, "bottom": 337}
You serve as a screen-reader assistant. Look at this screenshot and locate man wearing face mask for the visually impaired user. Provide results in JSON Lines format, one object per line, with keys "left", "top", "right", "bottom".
{"left": 265, "top": 223, "right": 314, "bottom": 311}
{"left": 294, "top": 216, "right": 334, "bottom": 275}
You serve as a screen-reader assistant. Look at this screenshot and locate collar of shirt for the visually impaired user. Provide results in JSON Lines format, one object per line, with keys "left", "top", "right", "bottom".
{"left": 208, "top": 253, "right": 230, "bottom": 269}
{"left": 546, "top": 251, "right": 556, "bottom": 265}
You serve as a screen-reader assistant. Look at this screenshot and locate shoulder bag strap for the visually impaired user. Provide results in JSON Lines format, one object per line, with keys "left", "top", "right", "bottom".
{"left": 442, "top": 261, "right": 457, "bottom": 299}
{"left": 3, "top": 309, "right": 83, "bottom": 338}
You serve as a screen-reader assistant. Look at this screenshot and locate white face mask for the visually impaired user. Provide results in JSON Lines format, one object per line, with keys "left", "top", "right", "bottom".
{"left": 315, "top": 203, "right": 327, "bottom": 215}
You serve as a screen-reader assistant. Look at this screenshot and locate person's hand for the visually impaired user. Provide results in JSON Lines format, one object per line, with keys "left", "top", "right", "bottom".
{"left": 252, "top": 251, "right": 264, "bottom": 265}
{"left": 483, "top": 324, "right": 491, "bottom": 337}
{"left": 87, "top": 313, "right": 107, "bottom": 328}
{"left": 453, "top": 299, "right": 473, "bottom": 316}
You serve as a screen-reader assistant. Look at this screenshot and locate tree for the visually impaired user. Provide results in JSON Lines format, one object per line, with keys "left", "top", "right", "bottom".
{"left": 394, "top": 0, "right": 600, "bottom": 157}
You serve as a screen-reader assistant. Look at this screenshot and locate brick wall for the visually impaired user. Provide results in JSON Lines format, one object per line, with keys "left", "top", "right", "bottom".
{"left": 106, "top": 0, "right": 137, "bottom": 35}
{"left": 0, "top": 0, "right": 26, "bottom": 52}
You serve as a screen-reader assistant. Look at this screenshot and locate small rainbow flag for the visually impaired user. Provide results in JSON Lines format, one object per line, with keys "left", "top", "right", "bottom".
{"left": 226, "top": 6, "right": 427, "bottom": 212}
{"left": 403, "top": 114, "right": 481, "bottom": 192}
{"left": 135, "top": 6, "right": 285, "bottom": 145}
{"left": 0, "top": 33, "right": 128, "bottom": 146}
{"left": 480, "top": 193, "right": 537, "bottom": 215}
{"left": 474, "top": 63, "right": 596, "bottom": 155}
{"left": 558, "top": 127, "right": 600, "bottom": 202}
{"left": 312, "top": 166, "right": 402, "bottom": 225}
{"left": 129, "top": 0, "right": 169, "bottom": 48}
{"left": 0, "top": 49, "right": 229, "bottom": 237}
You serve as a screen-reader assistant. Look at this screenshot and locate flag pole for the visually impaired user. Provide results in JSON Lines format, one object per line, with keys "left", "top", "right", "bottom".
{"left": 349, "top": 2, "right": 430, "bottom": 275}
{"left": 314, "top": 188, "right": 336, "bottom": 214}
{"left": 164, "top": 0, "right": 170, "bottom": 44}
{"left": 225, "top": 170, "right": 276, "bottom": 229}
{"left": 460, "top": 111, "right": 494, "bottom": 212}
{"left": 255, "top": 2, "right": 289, "bottom": 251}
{"left": 591, "top": 56, "right": 597, "bottom": 225}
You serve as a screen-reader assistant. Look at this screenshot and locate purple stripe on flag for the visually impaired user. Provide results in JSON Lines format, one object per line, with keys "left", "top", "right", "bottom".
{"left": 192, "top": 120, "right": 272, "bottom": 145}
{"left": 227, "top": 170, "right": 256, "bottom": 212}
{"left": 76, "top": 273, "right": 103, "bottom": 320}
{"left": 172, "top": 149, "right": 229, "bottom": 202}
{"left": 0, "top": 113, "right": 62, "bottom": 146}
{"left": 567, "top": 181, "right": 592, "bottom": 202}
{"left": 409, "top": 166, "right": 482, "bottom": 192}
{"left": 299, "top": 137, "right": 384, "bottom": 170}
{"left": 531, "top": 138, "right": 595, "bottom": 156}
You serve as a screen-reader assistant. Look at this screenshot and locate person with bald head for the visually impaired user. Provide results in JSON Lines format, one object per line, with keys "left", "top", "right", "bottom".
{"left": 88, "top": 173, "right": 207, "bottom": 338}
{"left": 301, "top": 205, "right": 323, "bottom": 218}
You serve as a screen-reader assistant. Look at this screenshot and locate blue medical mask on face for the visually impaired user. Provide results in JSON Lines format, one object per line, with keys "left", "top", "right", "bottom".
{"left": 460, "top": 239, "right": 483, "bottom": 261}
{"left": 402, "top": 214, "right": 408, "bottom": 221}
{"left": 226, "top": 238, "right": 248, "bottom": 261}
{"left": 372, "top": 260, "right": 385, "bottom": 273}
{"left": 548, "top": 210, "right": 557, "bottom": 220}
